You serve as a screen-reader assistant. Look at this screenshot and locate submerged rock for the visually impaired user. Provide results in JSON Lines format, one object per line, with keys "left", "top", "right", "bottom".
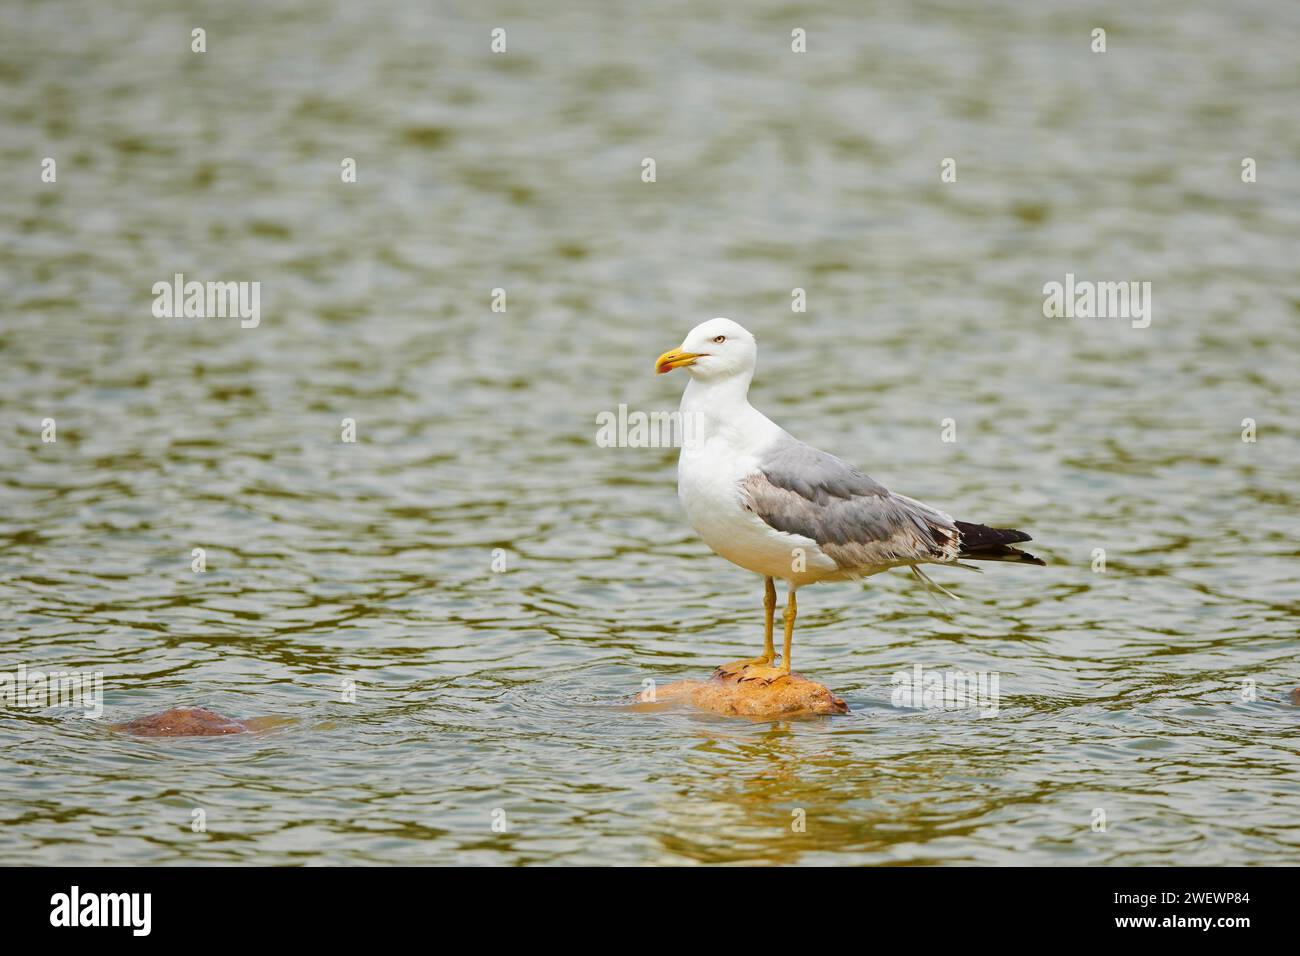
{"left": 113, "top": 706, "right": 277, "bottom": 737}
{"left": 633, "top": 669, "right": 849, "bottom": 717}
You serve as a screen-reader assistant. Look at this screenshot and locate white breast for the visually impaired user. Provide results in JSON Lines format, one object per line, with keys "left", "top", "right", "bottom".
{"left": 677, "top": 434, "right": 838, "bottom": 584}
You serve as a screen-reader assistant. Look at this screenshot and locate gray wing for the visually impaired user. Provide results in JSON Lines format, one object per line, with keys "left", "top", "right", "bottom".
{"left": 741, "top": 434, "right": 960, "bottom": 571}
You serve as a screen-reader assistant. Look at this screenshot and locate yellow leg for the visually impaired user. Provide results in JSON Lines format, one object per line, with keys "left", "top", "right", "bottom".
{"left": 717, "top": 581, "right": 794, "bottom": 685}
{"left": 780, "top": 586, "right": 796, "bottom": 675}
{"left": 762, "top": 576, "right": 776, "bottom": 661}
{"left": 713, "top": 577, "right": 777, "bottom": 679}
{"left": 774, "top": 587, "right": 795, "bottom": 676}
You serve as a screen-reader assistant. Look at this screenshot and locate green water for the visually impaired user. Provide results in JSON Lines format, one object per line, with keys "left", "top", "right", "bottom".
{"left": 2, "top": 0, "right": 1299, "bottom": 865}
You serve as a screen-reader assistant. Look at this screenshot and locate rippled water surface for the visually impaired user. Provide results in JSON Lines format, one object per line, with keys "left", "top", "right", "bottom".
{"left": 3, "top": 0, "right": 1299, "bottom": 865}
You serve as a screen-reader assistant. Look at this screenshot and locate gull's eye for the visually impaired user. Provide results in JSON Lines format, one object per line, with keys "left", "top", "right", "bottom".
{"left": 712, "top": 335, "right": 726, "bottom": 344}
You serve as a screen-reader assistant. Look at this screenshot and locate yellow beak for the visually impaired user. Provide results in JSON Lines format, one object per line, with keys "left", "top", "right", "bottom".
{"left": 655, "top": 348, "right": 701, "bottom": 375}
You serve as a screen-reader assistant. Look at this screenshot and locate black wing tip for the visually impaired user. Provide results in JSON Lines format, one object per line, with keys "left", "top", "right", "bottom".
{"left": 954, "top": 520, "right": 1034, "bottom": 547}
{"left": 955, "top": 521, "right": 1044, "bottom": 566}
{"left": 961, "top": 546, "right": 1050, "bottom": 567}
{"left": 961, "top": 545, "right": 1046, "bottom": 566}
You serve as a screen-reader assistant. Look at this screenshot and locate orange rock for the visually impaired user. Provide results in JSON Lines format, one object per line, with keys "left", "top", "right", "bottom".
{"left": 634, "top": 670, "right": 848, "bottom": 717}
{"left": 112, "top": 706, "right": 277, "bottom": 737}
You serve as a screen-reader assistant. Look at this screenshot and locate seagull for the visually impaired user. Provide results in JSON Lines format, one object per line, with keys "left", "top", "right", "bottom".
{"left": 655, "top": 317, "right": 1045, "bottom": 685}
